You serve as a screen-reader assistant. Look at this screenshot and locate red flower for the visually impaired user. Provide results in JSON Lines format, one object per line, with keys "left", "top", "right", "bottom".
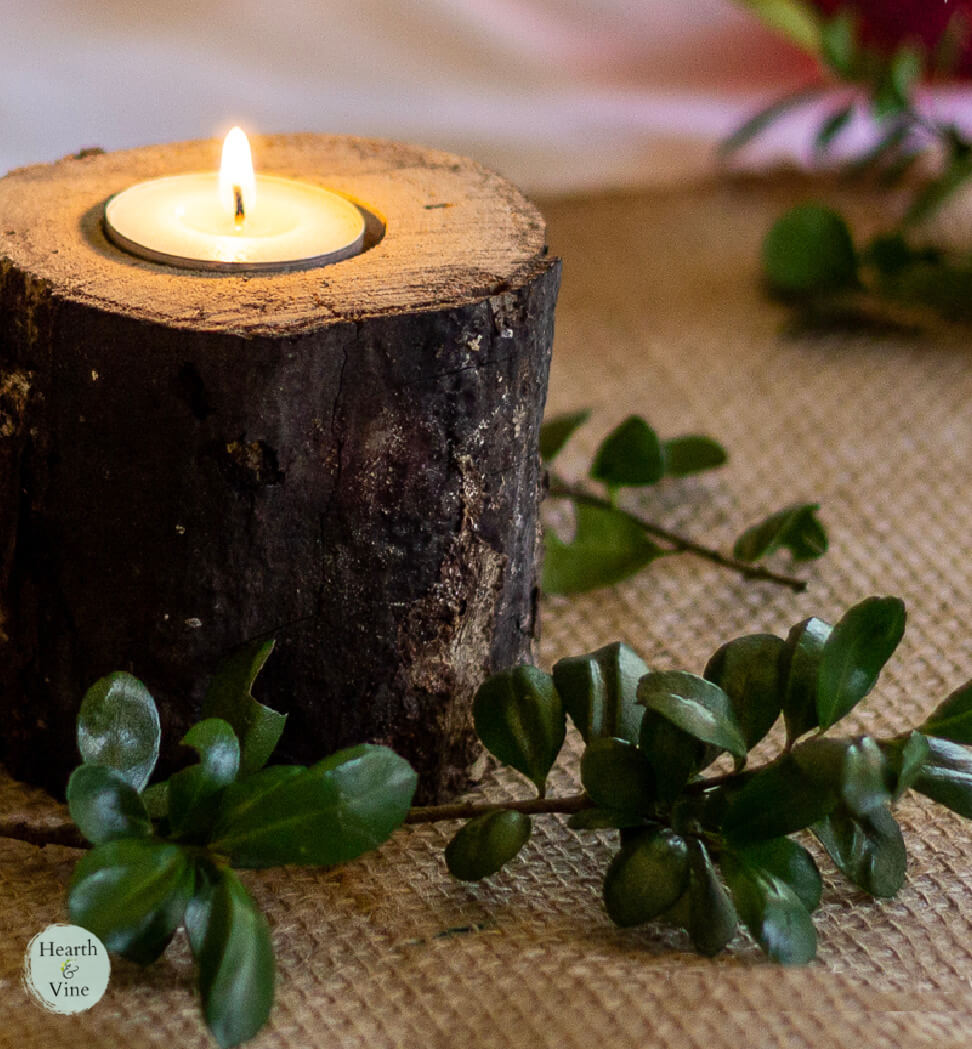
{"left": 812, "top": 1, "right": 972, "bottom": 75}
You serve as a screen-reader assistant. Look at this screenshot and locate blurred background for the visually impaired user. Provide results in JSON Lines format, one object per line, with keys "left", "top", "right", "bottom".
{"left": 1, "top": 0, "right": 819, "bottom": 191}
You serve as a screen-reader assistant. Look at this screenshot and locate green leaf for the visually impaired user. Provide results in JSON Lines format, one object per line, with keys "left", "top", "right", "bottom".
{"left": 721, "top": 755, "right": 839, "bottom": 844}
{"left": 202, "top": 640, "right": 286, "bottom": 776}
{"left": 590, "top": 416, "right": 664, "bottom": 488}
{"left": 661, "top": 435, "right": 728, "bottom": 477}
{"left": 602, "top": 828, "right": 689, "bottom": 928}
{"left": 552, "top": 642, "right": 647, "bottom": 745}
{"left": 68, "top": 838, "right": 193, "bottom": 964}
{"left": 730, "top": 838, "right": 822, "bottom": 913}
{"left": 780, "top": 616, "right": 832, "bottom": 743}
{"left": 889, "top": 44, "right": 923, "bottom": 108}
{"left": 637, "top": 671, "right": 747, "bottom": 758}
{"left": 210, "top": 744, "right": 417, "bottom": 868}
{"left": 141, "top": 780, "right": 170, "bottom": 819}
{"left": 883, "top": 730, "right": 930, "bottom": 800}
{"left": 194, "top": 868, "right": 275, "bottom": 1049}
{"left": 543, "top": 504, "right": 666, "bottom": 595}
{"left": 720, "top": 851, "right": 817, "bottom": 964}
{"left": 763, "top": 205, "right": 857, "bottom": 297}
{"left": 921, "top": 680, "right": 972, "bottom": 744}
{"left": 168, "top": 719, "right": 241, "bottom": 839}
{"left": 66, "top": 765, "right": 152, "bottom": 845}
{"left": 815, "top": 104, "right": 854, "bottom": 154}
{"left": 638, "top": 711, "right": 706, "bottom": 804}
{"left": 703, "top": 634, "right": 786, "bottom": 753}
{"left": 912, "top": 737, "right": 972, "bottom": 818}
{"left": 903, "top": 155, "right": 972, "bottom": 229}
{"left": 733, "top": 503, "right": 828, "bottom": 563}
{"left": 444, "top": 810, "right": 531, "bottom": 881}
{"left": 539, "top": 410, "right": 590, "bottom": 463}
{"left": 581, "top": 737, "right": 656, "bottom": 814}
{"left": 77, "top": 672, "right": 161, "bottom": 792}
{"left": 684, "top": 840, "right": 738, "bottom": 956}
{"left": 567, "top": 808, "right": 647, "bottom": 830}
{"left": 720, "top": 84, "right": 826, "bottom": 156}
{"left": 473, "top": 666, "right": 565, "bottom": 795}
{"left": 820, "top": 11, "right": 858, "bottom": 78}
{"left": 816, "top": 596, "right": 906, "bottom": 730}
{"left": 735, "top": 0, "right": 822, "bottom": 53}
{"left": 841, "top": 736, "right": 889, "bottom": 818}
{"left": 813, "top": 805, "right": 906, "bottom": 897}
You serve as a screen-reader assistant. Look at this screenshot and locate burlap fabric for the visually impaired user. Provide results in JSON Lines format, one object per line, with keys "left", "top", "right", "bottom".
{"left": 4, "top": 171, "right": 972, "bottom": 1048}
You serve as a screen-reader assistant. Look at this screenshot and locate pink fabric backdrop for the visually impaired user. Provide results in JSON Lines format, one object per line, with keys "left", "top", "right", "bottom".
{"left": 1, "top": 1, "right": 968, "bottom": 190}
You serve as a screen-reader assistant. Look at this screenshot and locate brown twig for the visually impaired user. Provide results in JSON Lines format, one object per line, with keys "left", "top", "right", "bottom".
{"left": 0, "top": 819, "right": 87, "bottom": 850}
{"left": 547, "top": 480, "right": 808, "bottom": 592}
{"left": 405, "top": 792, "right": 592, "bottom": 824}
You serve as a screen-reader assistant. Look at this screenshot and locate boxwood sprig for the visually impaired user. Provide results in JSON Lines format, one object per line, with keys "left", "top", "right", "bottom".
{"left": 60, "top": 640, "right": 417, "bottom": 1048}
{"left": 541, "top": 411, "right": 826, "bottom": 595}
{"left": 434, "top": 595, "right": 972, "bottom": 964}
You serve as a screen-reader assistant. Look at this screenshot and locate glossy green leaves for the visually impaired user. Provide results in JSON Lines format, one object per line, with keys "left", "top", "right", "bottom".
{"left": 539, "top": 410, "right": 590, "bottom": 463}
{"left": 817, "top": 597, "right": 905, "bottom": 729}
{"left": 167, "top": 719, "right": 241, "bottom": 840}
{"left": 590, "top": 416, "right": 665, "bottom": 488}
{"left": 543, "top": 504, "right": 665, "bottom": 595}
{"left": 553, "top": 642, "right": 647, "bottom": 745}
{"left": 762, "top": 204, "right": 857, "bottom": 296}
{"left": 721, "top": 848, "right": 817, "bottom": 965}
{"left": 193, "top": 869, "right": 275, "bottom": 1049}
{"left": 704, "top": 634, "right": 786, "bottom": 753}
{"left": 780, "top": 617, "right": 832, "bottom": 742}
{"left": 473, "top": 666, "right": 565, "bottom": 795}
{"left": 201, "top": 640, "right": 286, "bottom": 777}
{"left": 445, "top": 810, "right": 532, "bottom": 881}
{"left": 603, "top": 829, "right": 690, "bottom": 928}
{"left": 66, "top": 651, "right": 420, "bottom": 1049}
{"left": 210, "top": 744, "right": 417, "bottom": 868}
{"left": 637, "top": 671, "right": 747, "bottom": 758}
{"left": 733, "top": 504, "right": 828, "bottom": 564}
{"left": 67, "top": 765, "right": 152, "bottom": 845}
{"left": 921, "top": 680, "right": 972, "bottom": 744}
{"left": 581, "top": 738, "right": 655, "bottom": 815}
{"left": 68, "top": 839, "right": 194, "bottom": 964}
{"left": 77, "top": 672, "right": 161, "bottom": 791}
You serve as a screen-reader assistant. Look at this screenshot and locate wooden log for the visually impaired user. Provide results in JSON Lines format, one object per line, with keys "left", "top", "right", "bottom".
{"left": 0, "top": 135, "right": 560, "bottom": 802}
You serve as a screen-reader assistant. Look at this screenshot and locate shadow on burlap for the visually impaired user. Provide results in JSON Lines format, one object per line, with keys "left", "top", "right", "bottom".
{"left": 4, "top": 172, "right": 972, "bottom": 1048}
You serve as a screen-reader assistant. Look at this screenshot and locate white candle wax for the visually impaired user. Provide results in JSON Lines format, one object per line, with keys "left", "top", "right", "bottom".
{"left": 105, "top": 174, "right": 365, "bottom": 271}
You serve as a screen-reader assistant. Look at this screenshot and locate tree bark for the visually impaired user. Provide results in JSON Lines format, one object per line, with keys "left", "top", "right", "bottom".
{"left": 0, "top": 135, "right": 560, "bottom": 802}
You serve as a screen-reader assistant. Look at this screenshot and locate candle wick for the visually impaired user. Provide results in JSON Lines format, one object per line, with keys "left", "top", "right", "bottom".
{"left": 233, "top": 185, "right": 245, "bottom": 226}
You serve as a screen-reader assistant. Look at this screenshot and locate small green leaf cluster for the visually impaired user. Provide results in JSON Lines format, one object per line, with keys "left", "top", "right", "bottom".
{"left": 728, "top": 4, "right": 965, "bottom": 169}
{"left": 66, "top": 642, "right": 417, "bottom": 1047}
{"left": 728, "top": 5, "right": 972, "bottom": 320}
{"left": 452, "top": 596, "right": 972, "bottom": 964}
{"left": 540, "top": 411, "right": 825, "bottom": 595}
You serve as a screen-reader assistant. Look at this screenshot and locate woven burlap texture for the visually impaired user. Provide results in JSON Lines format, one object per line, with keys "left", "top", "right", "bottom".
{"left": 4, "top": 173, "right": 972, "bottom": 1049}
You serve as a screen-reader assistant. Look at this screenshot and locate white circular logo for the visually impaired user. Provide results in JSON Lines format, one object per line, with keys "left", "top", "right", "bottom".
{"left": 23, "top": 924, "right": 110, "bottom": 1014}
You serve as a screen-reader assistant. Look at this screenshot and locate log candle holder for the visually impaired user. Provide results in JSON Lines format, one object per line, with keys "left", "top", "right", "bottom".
{"left": 0, "top": 135, "right": 560, "bottom": 802}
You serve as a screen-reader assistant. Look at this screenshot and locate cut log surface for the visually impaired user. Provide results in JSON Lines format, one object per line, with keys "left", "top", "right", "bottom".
{"left": 0, "top": 135, "right": 560, "bottom": 801}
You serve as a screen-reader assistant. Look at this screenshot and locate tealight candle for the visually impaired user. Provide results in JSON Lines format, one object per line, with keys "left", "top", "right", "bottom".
{"left": 104, "top": 127, "right": 365, "bottom": 271}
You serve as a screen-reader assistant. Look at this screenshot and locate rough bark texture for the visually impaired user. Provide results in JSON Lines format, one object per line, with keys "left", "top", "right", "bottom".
{"left": 0, "top": 135, "right": 560, "bottom": 801}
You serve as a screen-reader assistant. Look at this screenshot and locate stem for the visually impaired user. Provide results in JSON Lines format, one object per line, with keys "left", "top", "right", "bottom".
{"left": 547, "top": 480, "right": 807, "bottom": 592}
{"left": 0, "top": 819, "right": 87, "bottom": 850}
{"left": 405, "top": 793, "right": 592, "bottom": 824}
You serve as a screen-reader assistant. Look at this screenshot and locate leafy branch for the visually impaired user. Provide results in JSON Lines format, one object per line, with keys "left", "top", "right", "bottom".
{"left": 434, "top": 596, "right": 972, "bottom": 964}
{"left": 56, "top": 642, "right": 417, "bottom": 1048}
{"left": 540, "top": 411, "right": 826, "bottom": 595}
{"left": 10, "top": 595, "right": 972, "bottom": 1041}
{"left": 728, "top": 3, "right": 972, "bottom": 322}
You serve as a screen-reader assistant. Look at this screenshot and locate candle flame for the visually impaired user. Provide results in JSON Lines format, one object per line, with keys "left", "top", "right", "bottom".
{"left": 218, "top": 126, "right": 257, "bottom": 224}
